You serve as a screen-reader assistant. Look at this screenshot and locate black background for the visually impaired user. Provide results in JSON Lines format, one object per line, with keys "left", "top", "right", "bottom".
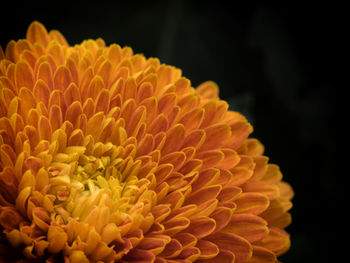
{"left": 0, "top": 1, "right": 342, "bottom": 262}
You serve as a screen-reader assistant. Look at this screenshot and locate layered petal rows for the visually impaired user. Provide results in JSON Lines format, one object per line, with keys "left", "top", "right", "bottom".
{"left": 0, "top": 22, "right": 293, "bottom": 262}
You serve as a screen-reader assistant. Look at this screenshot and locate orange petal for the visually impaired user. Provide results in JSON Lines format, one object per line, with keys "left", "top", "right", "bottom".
{"left": 140, "top": 96, "right": 158, "bottom": 126}
{"left": 195, "top": 150, "right": 224, "bottom": 170}
{"left": 179, "top": 159, "right": 203, "bottom": 175}
{"left": 49, "top": 29, "right": 68, "bottom": 46}
{"left": 225, "top": 213, "right": 268, "bottom": 243}
{"left": 163, "top": 217, "right": 190, "bottom": 236}
{"left": 235, "top": 193, "right": 270, "bottom": 215}
{"left": 260, "top": 164, "right": 282, "bottom": 184}
{"left": 244, "top": 246, "right": 277, "bottom": 263}
{"left": 177, "top": 247, "right": 200, "bottom": 261}
{"left": 19, "top": 87, "right": 36, "bottom": 118}
{"left": 5, "top": 40, "right": 18, "bottom": 62}
{"left": 173, "top": 233, "right": 197, "bottom": 248}
{"left": 49, "top": 104, "right": 63, "bottom": 131}
{"left": 191, "top": 168, "right": 220, "bottom": 192}
{"left": 97, "top": 59, "right": 112, "bottom": 88}
{"left": 210, "top": 207, "right": 233, "bottom": 234}
{"left": 123, "top": 248, "right": 156, "bottom": 262}
{"left": 38, "top": 115, "right": 52, "bottom": 141}
{"left": 154, "top": 163, "right": 174, "bottom": 183}
{"left": 229, "top": 167, "right": 254, "bottom": 187}
{"left": 239, "top": 138, "right": 264, "bottom": 157}
{"left": 217, "top": 186, "right": 242, "bottom": 203}
{"left": 33, "top": 79, "right": 50, "bottom": 106}
{"left": 178, "top": 93, "right": 199, "bottom": 113}
{"left": 26, "top": 21, "right": 49, "bottom": 47}
{"left": 80, "top": 67, "right": 94, "bottom": 100}
{"left": 137, "top": 82, "right": 154, "bottom": 103}
{"left": 225, "top": 120, "right": 253, "bottom": 150}
{"left": 54, "top": 65, "right": 72, "bottom": 92}
{"left": 161, "top": 190, "right": 185, "bottom": 210}
{"left": 161, "top": 124, "right": 185, "bottom": 155}
{"left": 197, "top": 81, "right": 219, "bottom": 99}
{"left": 186, "top": 185, "right": 222, "bottom": 206}
{"left": 107, "top": 44, "right": 122, "bottom": 65}
{"left": 199, "top": 124, "right": 231, "bottom": 152}
{"left": 120, "top": 98, "right": 136, "bottom": 123}
{"left": 94, "top": 88, "right": 110, "bottom": 114}
{"left": 159, "top": 239, "right": 183, "bottom": 259}
{"left": 86, "top": 112, "right": 105, "bottom": 138}
{"left": 126, "top": 105, "right": 146, "bottom": 137}
{"left": 260, "top": 199, "right": 292, "bottom": 228}
{"left": 0, "top": 45, "right": 4, "bottom": 60}
{"left": 136, "top": 134, "right": 154, "bottom": 157}
{"left": 160, "top": 151, "right": 186, "bottom": 171}
{"left": 124, "top": 76, "right": 137, "bottom": 101}
{"left": 148, "top": 114, "right": 169, "bottom": 135}
{"left": 242, "top": 181, "right": 280, "bottom": 200}
{"left": 199, "top": 101, "right": 218, "bottom": 128}
{"left": 158, "top": 92, "right": 177, "bottom": 116}
{"left": 64, "top": 82, "right": 81, "bottom": 106}
{"left": 82, "top": 98, "right": 95, "bottom": 119}
{"left": 255, "top": 227, "right": 290, "bottom": 256}
{"left": 250, "top": 156, "right": 269, "bottom": 181}
{"left": 48, "top": 89, "right": 64, "bottom": 110}
{"left": 138, "top": 237, "right": 169, "bottom": 255}
{"left": 21, "top": 50, "right": 37, "bottom": 70}
{"left": 187, "top": 216, "right": 216, "bottom": 239}
{"left": 197, "top": 239, "right": 219, "bottom": 260}
{"left": 36, "top": 61, "right": 53, "bottom": 91}
{"left": 151, "top": 204, "right": 172, "bottom": 223}
{"left": 65, "top": 101, "right": 83, "bottom": 128}
{"left": 278, "top": 181, "right": 294, "bottom": 202}
{"left": 169, "top": 204, "right": 197, "bottom": 219}
{"left": 206, "top": 232, "right": 252, "bottom": 262}
{"left": 182, "top": 129, "right": 206, "bottom": 149}
{"left": 195, "top": 199, "right": 218, "bottom": 218}
{"left": 217, "top": 148, "right": 240, "bottom": 170}
{"left": 15, "top": 60, "right": 34, "bottom": 91}
{"left": 0, "top": 143, "right": 16, "bottom": 167}
{"left": 68, "top": 129, "right": 85, "bottom": 146}
{"left": 197, "top": 249, "right": 235, "bottom": 263}
{"left": 178, "top": 107, "right": 204, "bottom": 131}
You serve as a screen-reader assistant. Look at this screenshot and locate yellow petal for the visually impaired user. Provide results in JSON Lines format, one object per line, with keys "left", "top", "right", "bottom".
{"left": 69, "top": 250, "right": 89, "bottom": 263}
{"left": 47, "top": 225, "right": 68, "bottom": 253}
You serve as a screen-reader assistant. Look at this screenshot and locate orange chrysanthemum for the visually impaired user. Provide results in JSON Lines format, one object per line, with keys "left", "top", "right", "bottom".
{"left": 0, "top": 21, "right": 293, "bottom": 262}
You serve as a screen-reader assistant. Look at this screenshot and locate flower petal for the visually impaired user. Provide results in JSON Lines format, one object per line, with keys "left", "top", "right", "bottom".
{"left": 186, "top": 216, "right": 216, "bottom": 239}
{"left": 235, "top": 192, "right": 270, "bottom": 215}
{"left": 225, "top": 213, "right": 269, "bottom": 243}
{"left": 255, "top": 227, "right": 290, "bottom": 256}
{"left": 196, "top": 239, "right": 219, "bottom": 260}
{"left": 206, "top": 232, "right": 252, "bottom": 262}
{"left": 53, "top": 65, "right": 71, "bottom": 92}
{"left": 244, "top": 246, "right": 277, "bottom": 263}
{"left": 26, "top": 21, "right": 49, "bottom": 47}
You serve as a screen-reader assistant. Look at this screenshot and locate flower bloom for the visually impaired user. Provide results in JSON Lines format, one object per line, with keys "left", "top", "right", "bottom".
{"left": 0, "top": 21, "right": 293, "bottom": 262}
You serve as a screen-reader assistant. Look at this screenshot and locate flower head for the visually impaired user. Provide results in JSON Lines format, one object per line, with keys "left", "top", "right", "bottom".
{"left": 0, "top": 21, "right": 293, "bottom": 262}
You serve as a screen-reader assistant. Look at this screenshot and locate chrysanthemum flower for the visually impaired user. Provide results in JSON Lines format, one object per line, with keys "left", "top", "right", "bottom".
{"left": 0, "top": 21, "right": 293, "bottom": 262}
